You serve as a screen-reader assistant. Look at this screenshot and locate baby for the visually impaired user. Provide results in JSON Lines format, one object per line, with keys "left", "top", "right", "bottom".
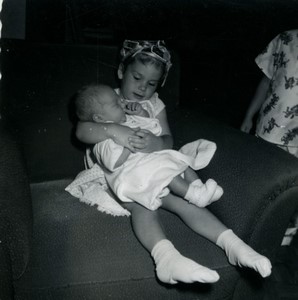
{"left": 75, "top": 84, "right": 224, "bottom": 210}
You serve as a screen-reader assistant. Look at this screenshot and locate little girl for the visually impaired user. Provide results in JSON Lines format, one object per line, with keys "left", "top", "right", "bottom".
{"left": 74, "top": 40, "right": 272, "bottom": 284}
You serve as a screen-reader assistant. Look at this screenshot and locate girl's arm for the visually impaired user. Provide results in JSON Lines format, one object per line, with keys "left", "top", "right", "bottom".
{"left": 156, "top": 108, "right": 174, "bottom": 149}
{"left": 129, "top": 108, "right": 174, "bottom": 153}
{"left": 76, "top": 121, "right": 140, "bottom": 151}
{"left": 240, "top": 75, "right": 270, "bottom": 133}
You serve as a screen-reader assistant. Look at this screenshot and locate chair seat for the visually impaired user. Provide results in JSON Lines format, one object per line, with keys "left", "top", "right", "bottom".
{"left": 15, "top": 179, "right": 240, "bottom": 299}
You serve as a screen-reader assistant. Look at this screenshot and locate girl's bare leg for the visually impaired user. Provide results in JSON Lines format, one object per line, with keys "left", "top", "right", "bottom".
{"left": 162, "top": 192, "right": 227, "bottom": 241}
{"left": 123, "top": 202, "right": 166, "bottom": 251}
{"left": 184, "top": 167, "right": 200, "bottom": 183}
{"left": 161, "top": 193, "right": 272, "bottom": 277}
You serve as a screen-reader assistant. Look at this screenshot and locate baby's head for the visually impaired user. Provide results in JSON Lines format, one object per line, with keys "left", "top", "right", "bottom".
{"left": 118, "top": 40, "right": 172, "bottom": 101}
{"left": 75, "top": 84, "right": 126, "bottom": 124}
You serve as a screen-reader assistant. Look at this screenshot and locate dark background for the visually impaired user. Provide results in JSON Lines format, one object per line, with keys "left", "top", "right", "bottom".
{"left": 2, "top": 0, "right": 298, "bottom": 128}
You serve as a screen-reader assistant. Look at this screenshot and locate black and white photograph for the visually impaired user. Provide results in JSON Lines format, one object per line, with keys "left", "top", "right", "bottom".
{"left": 1, "top": 1, "right": 298, "bottom": 299}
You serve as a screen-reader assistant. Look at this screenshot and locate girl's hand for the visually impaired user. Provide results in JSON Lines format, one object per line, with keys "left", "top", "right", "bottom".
{"left": 124, "top": 102, "right": 149, "bottom": 117}
{"left": 129, "top": 129, "right": 163, "bottom": 153}
{"left": 109, "top": 124, "right": 141, "bottom": 152}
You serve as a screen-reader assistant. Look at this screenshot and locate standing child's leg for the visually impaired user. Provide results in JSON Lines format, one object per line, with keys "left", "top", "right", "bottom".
{"left": 123, "top": 202, "right": 219, "bottom": 284}
{"left": 162, "top": 193, "right": 272, "bottom": 278}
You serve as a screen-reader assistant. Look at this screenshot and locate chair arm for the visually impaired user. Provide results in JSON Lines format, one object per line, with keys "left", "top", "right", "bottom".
{"left": 0, "top": 121, "right": 33, "bottom": 294}
{"left": 172, "top": 110, "right": 298, "bottom": 259}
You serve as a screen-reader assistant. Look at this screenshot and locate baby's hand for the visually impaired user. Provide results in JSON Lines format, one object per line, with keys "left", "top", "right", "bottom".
{"left": 129, "top": 129, "right": 163, "bottom": 153}
{"left": 124, "top": 102, "right": 149, "bottom": 117}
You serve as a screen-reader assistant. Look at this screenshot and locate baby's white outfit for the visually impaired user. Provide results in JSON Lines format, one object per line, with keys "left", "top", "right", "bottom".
{"left": 94, "top": 115, "right": 217, "bottom": 211}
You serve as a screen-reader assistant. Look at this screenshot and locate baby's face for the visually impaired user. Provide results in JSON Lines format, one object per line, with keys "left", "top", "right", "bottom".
{"left": 99, "top": 88, "right": 126, "bottom": 123}
{"left": 119, "top": 60, "right": 163, "bottom": 101}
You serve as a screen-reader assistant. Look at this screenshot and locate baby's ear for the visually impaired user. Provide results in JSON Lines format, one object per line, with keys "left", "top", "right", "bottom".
{"left": 117, "top": 63, "right": 124, "bottom": 80}
{"left": 92, "top": 113, "right": 102, "bottom": 123}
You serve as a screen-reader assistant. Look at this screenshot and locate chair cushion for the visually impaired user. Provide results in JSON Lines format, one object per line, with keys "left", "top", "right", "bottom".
{"left": 15, "top": 179, "right": 240, "bottom": 299}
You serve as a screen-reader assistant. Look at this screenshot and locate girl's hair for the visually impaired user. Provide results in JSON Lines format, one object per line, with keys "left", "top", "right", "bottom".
{"left": 75, "top": 84, "right": 104, "bottom": 121}
{"left": 122, "top": 52, "right": 166, "bottom": 79}
{"left": 120, "top": 40, "right": 172, "bottom": 86}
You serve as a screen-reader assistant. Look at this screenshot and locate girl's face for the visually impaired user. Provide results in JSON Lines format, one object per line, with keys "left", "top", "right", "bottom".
{"left": 118, "top": 60, "right": 163, "bottom": 101}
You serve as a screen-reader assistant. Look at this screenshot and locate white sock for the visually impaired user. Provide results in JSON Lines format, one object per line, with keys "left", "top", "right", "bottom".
{"left": 151, "top": 239, "right": 220, "bottom": 284}
{"left": 191, "top": 179, "right": 224, "bottom": 201}
{"left": 191, "top": 179, "right": 204, "bottom": 187}
{"left": 185, "top": 179, "right": 223, "bottom": 207}
{"left": 212, "top": 185, "right": 224, "bottom": 201}
{"left": 216, "top": 229, "right": 272, "bottom": 278}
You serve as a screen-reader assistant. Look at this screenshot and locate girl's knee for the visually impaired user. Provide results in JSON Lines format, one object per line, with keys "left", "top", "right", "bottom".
{"left": 123, "top": 202, "right": 158, "bottom": 215}
{"left": 122, "top": 202, "right": 139, "bottom": 213}
{"left": 161, "top": 193, "right": 187, "bottom": 212}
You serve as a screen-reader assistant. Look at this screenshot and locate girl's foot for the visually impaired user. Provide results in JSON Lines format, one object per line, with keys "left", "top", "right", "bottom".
{"left": 185, "top": 179, "right": 223, "bottom": 207}
{"left": 216, "top": 229, "right": 272, "bottom": 278}
{"left": 192, "top": 179, "right": 224, "bottom": 201}
{"left": 151, "top": 239, "right": 220, "bottom": 284}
